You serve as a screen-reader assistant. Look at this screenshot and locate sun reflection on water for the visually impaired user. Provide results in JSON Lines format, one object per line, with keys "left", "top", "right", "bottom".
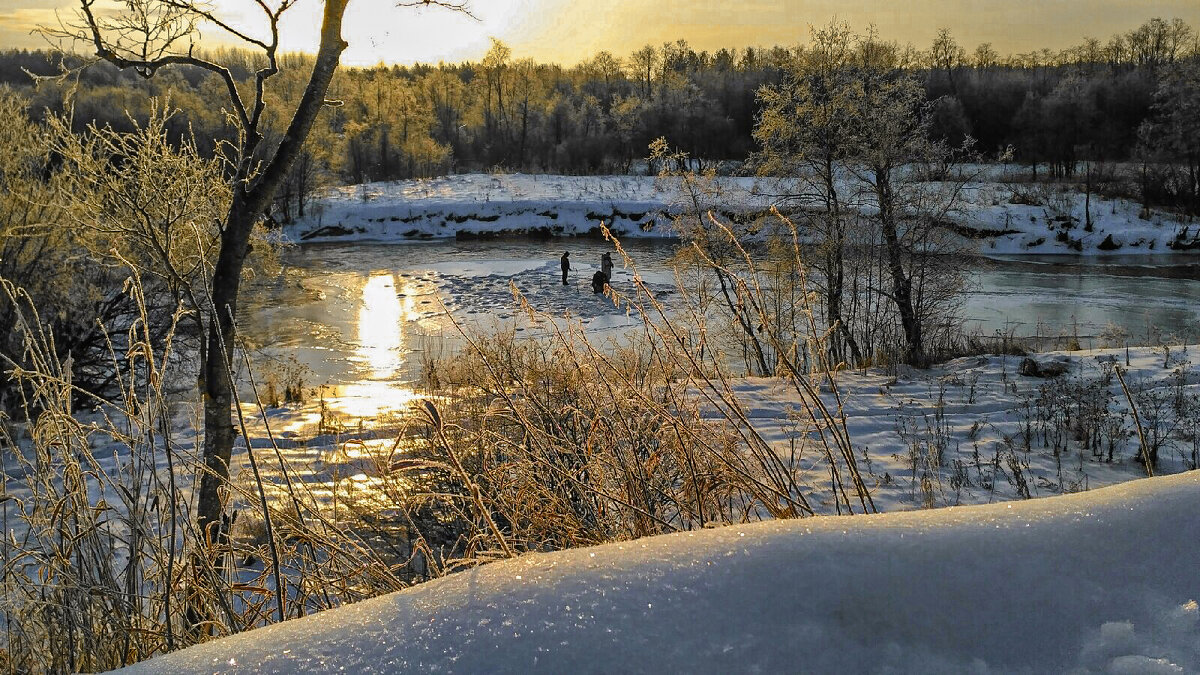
{"left": 334, "top": 272, "right": 422, "bottom": 419}
{"left": 359, "top": 273, "right": 406, "bottom": 378}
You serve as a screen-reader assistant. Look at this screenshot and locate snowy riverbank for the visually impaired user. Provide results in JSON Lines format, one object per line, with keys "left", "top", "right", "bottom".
{"left": 237, "top": 344, "right": 1200, "bottom": 519}
{"left": 286, "top": 173, "right": 1200, "bottom": 255}
{"left": 123, "top": 469, "right": 1200, "bottom": 673}
{"left": 7, "top": 341, "right": 1192, "bottom": 672}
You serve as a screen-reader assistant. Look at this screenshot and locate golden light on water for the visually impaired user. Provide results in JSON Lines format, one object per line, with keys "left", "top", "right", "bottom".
{"left": 333, "top": 272, "right": 422, "bottom": 419}
{"left": 358, "top": 273, "right": 407, "bottom": 379}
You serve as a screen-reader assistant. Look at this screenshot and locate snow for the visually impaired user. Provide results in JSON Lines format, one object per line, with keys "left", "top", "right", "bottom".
{"left": 956, "top": 180, "right": 1199, "bottom": 255}
{"left": 228, "top": 342, "right": 1199, "bottom": 521}
{"left": 287, "top": 173, "right": 722, "bottom": 241}
{"left": 725, "top": 345, "right": 1200, "bottom": 512}
{"left": 120, "top": 470, "right": 1200, "bottom": 674}
{"left": 286, "top": 173, "right": 1200, "bottom": 256}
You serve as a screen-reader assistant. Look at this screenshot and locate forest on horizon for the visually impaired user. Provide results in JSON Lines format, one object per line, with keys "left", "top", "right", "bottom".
{"left": 1, "top": 15, "right": 1198, "bottom": 221}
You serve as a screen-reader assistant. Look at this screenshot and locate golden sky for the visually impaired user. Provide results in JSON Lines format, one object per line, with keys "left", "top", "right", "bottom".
{"left": 4, "top": 0, "right": 1199, "bottom": 66}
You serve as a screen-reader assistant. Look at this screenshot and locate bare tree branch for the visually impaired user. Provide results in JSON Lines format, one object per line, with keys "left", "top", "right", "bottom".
{"left": 398, "top": 0, "right": 478, "bottom": 21}
{"left": 70, "top": 0, "right": 253, "bottom": 131}
{"left": 159, "top": 0, "right": 272, "bottom": 52}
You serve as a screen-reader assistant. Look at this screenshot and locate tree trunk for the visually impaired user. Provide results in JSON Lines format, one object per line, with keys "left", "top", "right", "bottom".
{"left": 825, "top": 252, "right": 844, "bottom": 365}
{"left": 196, "top": 204, "right": 253, "bottom": 545}
{"left": 1141, "top": 161, "right": 1150, "bottom": 210}
{"left": 820, "top": 160, "right": 862, "bottom": 367}
{"left": 875, "top": 169, "right": 924, "bottom": 367}
{"left": 1188, "top": 155, "right": 1198, "bottom": 216}
{"left": 826, "top": 255, "right": 862, "bottom": 366}
{"left": 715, "top": 268, "right": 770, "bottom": 376}
{"left": 1084, "top": 161, "right": 1093, "bottom": 230}
{"left": 195, "top": 0, "right": 349, "bottom": 554}
{"left": 519, "top": 100, "right": 528, "bottom": 166}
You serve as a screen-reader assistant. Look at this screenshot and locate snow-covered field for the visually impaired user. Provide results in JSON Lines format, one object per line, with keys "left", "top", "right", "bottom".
{"left": 122, "top": 470, "right": 1200, "bottom": 674}
{"left": 5, "top": 331, "right": 1193, "bottom": 672}
{"left": 287, "top": 173, "right": 1200, "bottom": 256}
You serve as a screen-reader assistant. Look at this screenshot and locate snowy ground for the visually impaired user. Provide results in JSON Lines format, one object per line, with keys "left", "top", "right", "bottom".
{"left": 732, "top": 345, "right": 1199, "bottom": 512}
{"left": 286, "top": 173, "right": 1200, "bottom": 255}
{"left": 230, "top": 345, "right": 1200, "bottom": 523}
{"left": 6, "top": 336, "right": 1195, "bottom": 671}
{"left": 120, "top": 470, "right": 1200, "bottom": 674}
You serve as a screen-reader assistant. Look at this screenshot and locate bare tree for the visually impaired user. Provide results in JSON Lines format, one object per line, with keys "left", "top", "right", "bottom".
{"left": 850, "top": 50, "right": 942, "bottom": 367}
{"left": 929, "top": 28, "right": 964, "bottom": 93}
{"left": 482, "top": 37, "right": 513, "bottom": 157}
{"left": 972, "top": 42, "right": 998, "bottom": 70}
{"left": 1140, "top": 60, "right": 1200, "bottom": 215}
{"left": 629, "top": 44, "right": 658, "bottom": 99}
{"left": 755, "top": 25, "right": 973, "bottom": 367}
{"left": 49, "top": 0, "right": 469, "bottom": 560}
{"left": 755, "top": 21, "right": 864, "bottom": 366}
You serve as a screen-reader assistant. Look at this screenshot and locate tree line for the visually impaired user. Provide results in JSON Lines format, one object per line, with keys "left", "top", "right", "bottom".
{"left": 2, "top": 15, "right": 1198, "bottom": 219}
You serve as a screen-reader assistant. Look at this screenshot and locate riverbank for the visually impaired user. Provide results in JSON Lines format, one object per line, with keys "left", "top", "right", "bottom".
{"left": 235, "top": 344, "right": 1200, "bottom": 519}
{"left": 286, "top": 173, "right": 1200, "bottom": 255}
{"left": 168, "top": 342, "right": 1200, "bottom": 672}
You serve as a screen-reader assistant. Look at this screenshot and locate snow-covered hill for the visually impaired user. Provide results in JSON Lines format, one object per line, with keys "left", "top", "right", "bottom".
{"left": 286, "top": 173, "right": 1200, "bottom": 255}
{"left": 123, "top": 471, "right": 1200, "bottom": 674}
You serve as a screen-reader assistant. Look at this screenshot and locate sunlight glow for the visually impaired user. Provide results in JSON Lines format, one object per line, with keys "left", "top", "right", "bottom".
{"left": 4, "top": 1, "right": 1200, "bottom": 66}
{"left": 332, "top": 272, "right": 422, "bottom": 419}
{"left": 209, "top": 0, "right": 514, "bottom": 66}
{"left": 358, "top": 272, "right": 405, "bottom": 379}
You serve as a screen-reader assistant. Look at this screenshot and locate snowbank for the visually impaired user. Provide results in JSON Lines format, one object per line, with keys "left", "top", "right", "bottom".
{"left": 958, "top": 181, "right": 1200, "bottom": 256}
{"left": 286, "top": 173, "right": 736, "bottom": 242}
{"left": 286, "top": 173, "right": 1200, "bottom": 255}
{"left": 123, "top": 471, "right": 1200, "bottom": 674}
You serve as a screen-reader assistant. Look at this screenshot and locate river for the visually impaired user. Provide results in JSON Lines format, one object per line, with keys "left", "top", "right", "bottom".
{"left": 240, "top": 239, "right": 1200, "bottom": 419}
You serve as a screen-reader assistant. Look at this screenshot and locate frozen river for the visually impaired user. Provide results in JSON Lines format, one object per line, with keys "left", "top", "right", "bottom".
{"left": 964, "top": 254, "right": 1200, "bottom": 344}
{"left": 241, "top": 239, "right": 1200, "bottom": 418}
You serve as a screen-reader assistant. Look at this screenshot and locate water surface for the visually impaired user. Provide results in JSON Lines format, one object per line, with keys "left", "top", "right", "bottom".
{"left": 241, "top": 240, "right": 1200, "bottom": 419}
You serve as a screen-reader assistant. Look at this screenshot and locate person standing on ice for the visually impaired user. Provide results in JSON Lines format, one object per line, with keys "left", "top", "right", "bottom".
{"left": 601, "top": 252, "right": 613, "bottom": 282}
{"left": 560, "top": 251, "right": 571, "bottom": 285}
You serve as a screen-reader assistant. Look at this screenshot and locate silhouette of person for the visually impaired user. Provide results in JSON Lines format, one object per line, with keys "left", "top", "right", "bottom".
{"left": 560, "top": 251, "right": 571, "bottom": 285}
{"left": 601, "top": 252, "right": 613, "bottom": 281}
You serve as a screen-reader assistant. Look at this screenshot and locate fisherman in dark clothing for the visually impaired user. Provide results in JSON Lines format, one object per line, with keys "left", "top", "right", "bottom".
{"left": 591, "top": 270, "right": 608, "bottom": 294}
{"left": 601, "top": 252, "right": 613, "bottom": 281}
{"left": 560, "top": 251, "right": 571, "bottom": 285}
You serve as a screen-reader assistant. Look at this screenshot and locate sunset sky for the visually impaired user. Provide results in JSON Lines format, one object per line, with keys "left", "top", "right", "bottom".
{"left": 2, "top": 0, "right": 1199, "bottom": 67}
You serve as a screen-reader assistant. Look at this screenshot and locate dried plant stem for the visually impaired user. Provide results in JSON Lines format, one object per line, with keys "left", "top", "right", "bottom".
{"left": 1115, "top": 366, "right": 1153, "bottom": 477}
{"left": 422, "top": 400, "right": 515, "bottom": 559}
